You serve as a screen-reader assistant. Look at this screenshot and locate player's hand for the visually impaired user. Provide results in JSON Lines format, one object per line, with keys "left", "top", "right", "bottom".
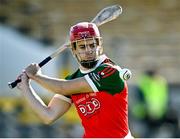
{"left": 17, "top": 72, "right": 30, "bottom": 91}
{"left": 25, "top": 63, "right": 41, "bottom": 79}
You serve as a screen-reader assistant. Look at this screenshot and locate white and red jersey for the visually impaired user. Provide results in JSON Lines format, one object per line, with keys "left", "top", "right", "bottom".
{"left": 66, "top": 54, "right": 129, "bottom": 138}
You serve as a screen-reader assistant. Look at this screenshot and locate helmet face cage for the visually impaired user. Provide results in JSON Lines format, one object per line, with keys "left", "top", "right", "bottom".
{"left": 72, "top": 37, "right": 103, "bottom": 69}
{"left": 69, "top": 22, "right": 103, "bottom": 69}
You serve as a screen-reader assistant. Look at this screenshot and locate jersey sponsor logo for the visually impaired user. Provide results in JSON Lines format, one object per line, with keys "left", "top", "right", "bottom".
{"left": 78, "top": 98, "right": 100, "bottom": 116}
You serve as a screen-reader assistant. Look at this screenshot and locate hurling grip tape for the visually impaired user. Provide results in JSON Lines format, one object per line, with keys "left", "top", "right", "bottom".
{"left": 39, "top": 44, "right": 68, "bottom": 67}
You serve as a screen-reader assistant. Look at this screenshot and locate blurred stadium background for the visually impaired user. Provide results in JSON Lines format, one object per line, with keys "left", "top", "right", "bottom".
{"left": 0, "top": 0, "right": 180, "bottom": 137}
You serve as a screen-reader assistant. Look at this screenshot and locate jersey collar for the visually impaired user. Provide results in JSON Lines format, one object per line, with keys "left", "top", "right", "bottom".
{"left": 80, "top": 54, "right": 107, "bottom": 74}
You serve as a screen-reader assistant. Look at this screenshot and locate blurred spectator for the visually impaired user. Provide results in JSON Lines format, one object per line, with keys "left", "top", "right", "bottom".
{"left": 131, "top": 69, "right": 179, "bottom": 137}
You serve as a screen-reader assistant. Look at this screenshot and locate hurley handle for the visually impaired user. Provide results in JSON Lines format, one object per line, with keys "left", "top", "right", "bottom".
{"left": 8, "top": 56, "right": 52, "bottom": 89}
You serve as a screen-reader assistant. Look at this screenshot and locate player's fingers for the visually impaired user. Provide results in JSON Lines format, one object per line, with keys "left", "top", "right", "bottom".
{"left": 16, "top": 73, "right": 23, "bottom": 89}
{"left": 16, "top": 73, "right": 23, "bottom": 80}
{"left": 16, "top": 72, "right": 28, "bottom": 83}
{"left": 25, "top": 63, "right": 40, "bottom": 78}
{"left": 16, "top": 81, "right": 22, "bottom": 89}
{"left": 26, "top": 63, "right": 39, "bottom": 70}
{"left": 21, "top": 72, "right": 29, "bottom": 81}
{"left": 17, "top": 72, "right": 29, "bottom": 89}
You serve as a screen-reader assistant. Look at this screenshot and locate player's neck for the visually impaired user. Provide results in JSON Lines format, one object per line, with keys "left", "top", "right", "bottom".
{"left": 79, "top": 65, "right": 90, "bottom": 71}
{"left": 79, "top": 54, "right": 107, "bottom": 74}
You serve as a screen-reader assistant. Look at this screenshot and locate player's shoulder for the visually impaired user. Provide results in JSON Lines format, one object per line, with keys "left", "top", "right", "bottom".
{"left": 95, "top": 59, "right": 121, "bottom": 73}
{"left": 91, "top": 60, "right": 122, "bottom": 80}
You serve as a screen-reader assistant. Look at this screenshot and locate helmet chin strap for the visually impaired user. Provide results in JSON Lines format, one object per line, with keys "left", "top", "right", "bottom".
{"left": 80, "top": 59, "right": 98, "bottom": 69}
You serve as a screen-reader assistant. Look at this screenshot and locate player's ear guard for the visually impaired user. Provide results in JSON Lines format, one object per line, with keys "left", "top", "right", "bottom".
{"left": 119, "top": 68, "right": 132, "bottom": 81}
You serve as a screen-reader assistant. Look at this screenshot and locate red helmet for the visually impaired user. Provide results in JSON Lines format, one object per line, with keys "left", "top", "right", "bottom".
{"left": 70, "top": 22, "right": 100, "bottom": 42}
{"left": 69, "top": 22, "right": 102, "bottom": 69}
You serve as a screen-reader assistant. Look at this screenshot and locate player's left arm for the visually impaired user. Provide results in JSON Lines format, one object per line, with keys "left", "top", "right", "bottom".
{"left": 32, "top": 74, "right": 93, "bottom": 95}
{"left": 33, "top": 67, "right": 131, "bottom": 95}
{"left": 25, "top": 63, "right": 131, "bottom": 96}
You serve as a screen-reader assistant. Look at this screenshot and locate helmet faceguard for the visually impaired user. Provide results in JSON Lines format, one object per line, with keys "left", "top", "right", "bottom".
{"left": 69, "top": 22, "right": 103, "bottom": 69}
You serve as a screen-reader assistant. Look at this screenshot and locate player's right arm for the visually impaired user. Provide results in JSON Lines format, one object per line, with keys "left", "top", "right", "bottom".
{"left": 17, "top": 72, "right": 71, "bottom": 124}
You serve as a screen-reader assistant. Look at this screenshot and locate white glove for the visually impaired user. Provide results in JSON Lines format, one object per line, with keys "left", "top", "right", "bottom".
{"left": 119, "top": 68, "right": 132, "bottom": 81}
